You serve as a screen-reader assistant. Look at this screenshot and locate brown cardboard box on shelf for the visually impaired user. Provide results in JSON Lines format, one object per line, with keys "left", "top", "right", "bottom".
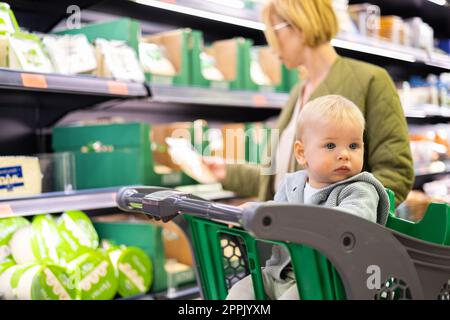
{"left": 0, "top": 35, "right": 8, "bottom": 67}
{"left": 140, "top": 29, "right": 184, "bottom": 77}
{"left": 221, "top": 123, "right": 246, "bottom": 163}
{"left": 348, "top": 3, "right": 380, "bottom": 37}
{"left": 257, "top": 47, "right": 282, "bottom": 86}
{"left": 153, "top": 220, "right": 193, "bottom": 266}
{"left": 150, "top": 122, "right": 192, "bottom": 173}
{"left": 150, "top": 120, "right": 207, "bottom": 174}
{"left": 211, "top": 38, "right": 239, "bottom": 82}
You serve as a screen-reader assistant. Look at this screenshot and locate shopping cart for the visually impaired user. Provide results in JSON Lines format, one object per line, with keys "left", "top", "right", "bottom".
{"left": 116, "top": 186, "right": 450, "bottom": 300}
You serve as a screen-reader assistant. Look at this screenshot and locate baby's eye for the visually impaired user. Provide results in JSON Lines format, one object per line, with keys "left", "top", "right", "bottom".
{"left": 325, "top": 143, "right": 336, "bottom": 149}
{"left": 349, "top": 143, "right": 359, "bottom": 149}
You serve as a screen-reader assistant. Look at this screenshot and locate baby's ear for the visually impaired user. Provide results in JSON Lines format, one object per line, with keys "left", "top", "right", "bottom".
{"left": 293, "top": 140, "right": 306, "bottom": 166}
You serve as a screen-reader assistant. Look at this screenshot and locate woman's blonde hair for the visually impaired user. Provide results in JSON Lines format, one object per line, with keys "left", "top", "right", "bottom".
{"left": 262, "top": 0, "right": 339, "bottom": 51}
{"left": 296, "top": 95, "right": 365, "bottom": 140}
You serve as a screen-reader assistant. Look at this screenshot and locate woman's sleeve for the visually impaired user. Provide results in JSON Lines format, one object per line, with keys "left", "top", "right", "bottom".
{"left": 364, "top": 68, "right": 414, "bottom": 206}
{"left": 222, "top": 163, "right": 261, "bottom": 198}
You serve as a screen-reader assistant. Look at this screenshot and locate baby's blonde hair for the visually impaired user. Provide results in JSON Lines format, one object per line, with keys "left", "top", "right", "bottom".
{"left": 262, "top": 0, "right": 339, "bottom": 52}
{"left": 296, "top": 95, "right": 365, "bottom": 140}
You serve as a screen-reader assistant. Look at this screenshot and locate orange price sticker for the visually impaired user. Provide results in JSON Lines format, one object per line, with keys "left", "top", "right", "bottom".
{"left": 252, "top": 94, "right": 268, "bottom": 107}
{"left": 107, "top": 81, "right": 129, "bottom": 95}
{"left": 0, "top": 204, "right": 13, "bottom": 216}
{"left": 21, "top": 73, "right": 48, "bottom": 89}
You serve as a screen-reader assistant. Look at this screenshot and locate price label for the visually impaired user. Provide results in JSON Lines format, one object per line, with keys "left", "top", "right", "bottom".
{"left": 252, "top": 94, "right": 268, "bottom": 107}
{"left": 0, "top": 204, "right": 13, "bottom": 216}
{"left": 107, "top": 81, "right": 129, "bottom": 95}
{"left": 21, "top": 73, "right": 48, "bottom": 89}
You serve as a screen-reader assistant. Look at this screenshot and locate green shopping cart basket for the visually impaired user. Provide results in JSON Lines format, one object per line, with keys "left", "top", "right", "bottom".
{"left": 116, "top": 187, "right": 450, "bottom": 300}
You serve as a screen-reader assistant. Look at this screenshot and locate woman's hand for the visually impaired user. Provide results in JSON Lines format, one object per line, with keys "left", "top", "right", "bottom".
{"left": 202, "top": 156, "right": 227, "bottom": 182}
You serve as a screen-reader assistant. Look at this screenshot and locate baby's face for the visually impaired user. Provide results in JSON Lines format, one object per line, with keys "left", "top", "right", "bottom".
{"left": 295, "top": 119, "right": 364, "bottom": 188}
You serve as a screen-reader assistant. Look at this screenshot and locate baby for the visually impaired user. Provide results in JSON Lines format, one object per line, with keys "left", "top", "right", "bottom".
{"left": 226, "top": 94, "right": 390, "bottom": 300}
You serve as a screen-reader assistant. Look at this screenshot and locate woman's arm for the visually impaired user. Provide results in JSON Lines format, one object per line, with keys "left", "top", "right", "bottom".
{"left": 222, "top": 163, "right": 261, "bottom": 198}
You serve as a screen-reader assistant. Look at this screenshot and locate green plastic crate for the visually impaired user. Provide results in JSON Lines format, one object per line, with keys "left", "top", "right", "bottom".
{"left": 245, "top": 46, "right": 298, "bottom": 93}
{"left": 142, "top": 29, "right": 192, "bottom": 86}
{"left": 52, "top": 122, "right": 210, "bottom": 189}
{"left": 93, "top": 221, "right": 167, "bottom": 293}
{"left": 191, "top": 31, "right": 249, "bottom": 90}
{"left": 185, "top": 189, "right": 450, "bottom": 299}
{"left": 53, "top": 122, "right": 152, "bottom": 189}
{"left": 54, "top": 18, "right": 141, "bottom": 54}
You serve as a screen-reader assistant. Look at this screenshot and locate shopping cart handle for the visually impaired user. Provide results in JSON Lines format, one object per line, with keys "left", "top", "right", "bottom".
{"left": 117, "top": 186, "right": 245, "bottom": 223}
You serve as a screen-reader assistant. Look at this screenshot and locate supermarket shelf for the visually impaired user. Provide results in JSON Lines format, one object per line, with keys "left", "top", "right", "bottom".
{"left": 0, "top": 68, "right": 148, "bottom": 97}
{"left": 413, "top": 160, "right": 450, "bottom": 189}
{"left": 0, "top": 185, "right": 237, "bottom": 218}
{"left": 118, "top": 284, "right": 201, "bottom": 300}
{"left": 131, "top": 0, "right": 264, "bottom": 30}
{"left": 405, "top": 105, "right": 450, "bottom": 123}
{"left": 414, "top": 160, "right": 450, "bottom": 178}
{"left": 333, "top": 33, "right": 450, "bottom": 70}
{"left": 0, "top": 187, "right": 120, "bottom": 218}
{"left": 131, "top": 0, "right": 450, "bottom": 71}
{"left": 149, "top": 84, "right": 289, "bottom": 109}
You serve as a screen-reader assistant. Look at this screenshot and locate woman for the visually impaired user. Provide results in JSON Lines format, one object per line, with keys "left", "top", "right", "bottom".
{"left": 205, "top": 0, "right": 413, "bottom": 206}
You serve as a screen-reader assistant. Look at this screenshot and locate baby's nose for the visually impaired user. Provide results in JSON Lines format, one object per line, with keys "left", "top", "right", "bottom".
{"left": 337, "top": 150, "right": 349, "bottom": 161}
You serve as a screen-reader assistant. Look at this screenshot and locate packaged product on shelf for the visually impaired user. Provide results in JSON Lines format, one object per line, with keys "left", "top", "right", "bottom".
{"left": 1, "top": 262, "right": 78, "bottom": 300}
{"left": 13, "top": 263, "right": 78, "bottom": 300}
{"left": 0, "top": 2, "right": 19, "bottom": 34}
{"left": 9, "top": 215, "right": 62, "bottom": 265}
{"left": 379, "top": 16, "right": 406, "bottom": 45}
{"left": 0, "top": 258, "right": 14, "bottom": 275}
{"left": 42, "top": 34, "right": 97, "bottom": 75}
{"left": 0, "top": 156, "right": 42, "bottom": 198}
{"left": 348, "top": 3, "right": 380, "bottom": 38}
{"left": 405, "top": 17, "right": 434, "bottom": 52}
{"left": 8, "top": 33, "right": 54, "bottom": 73}
{"left": 165, "top": 258, "right": 195, "bottom": 294}
{"left": 57, "top": 210, "right": 99, "bottom": 263}
{"left": 250, "top": 47, "right": 273, "bottom": 87}
{"left": 103, "top": 241, "right": 153, "bottom": 298}
{"left": 66, "top": 250, "right": 118, "bottom": 300}
{"left": 192, "top": 36, "right": 249, "bottom": 90}
{"left": 423, "top": 177, "right": 450, "bottom": 203}
{"left": 0, "top": 263, "right": 21, "bottom": 299}
{"left": 139, "top": 42, "right": 177, "bottom": 77}
{"left": 200, "top": 49, "right": 225, "bottom": 82}
{"left": 0, "top": 217, "right": 30, "bottom": 262}
{"left": 0, "top": 33, "right": 8, "bottom": 67}
{"left": 140, "top": 28, "right": 191, "bottom": 85}
{"left": 332, "top": 0, "right": 358, "bottom": 34}
{"left": 94, "top": 38, "right": 145, "bottom": 83}
{"left": 438, "top": 39, "right": 450, "bottom": 55}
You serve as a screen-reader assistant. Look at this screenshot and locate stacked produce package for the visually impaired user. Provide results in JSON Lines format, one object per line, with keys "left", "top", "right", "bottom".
{"left": 0, "top": 211, "right": 153, "bottom": 300}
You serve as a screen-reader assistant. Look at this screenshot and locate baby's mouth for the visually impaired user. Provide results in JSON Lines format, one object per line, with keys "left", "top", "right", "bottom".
{"left": 334, "top": 166, "right": 350, "bottom": 173}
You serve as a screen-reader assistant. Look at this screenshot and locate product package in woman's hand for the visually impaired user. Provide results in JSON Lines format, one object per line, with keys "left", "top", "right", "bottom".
{"left": 166, "top": 137, "right": 217, "bottom": 184}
